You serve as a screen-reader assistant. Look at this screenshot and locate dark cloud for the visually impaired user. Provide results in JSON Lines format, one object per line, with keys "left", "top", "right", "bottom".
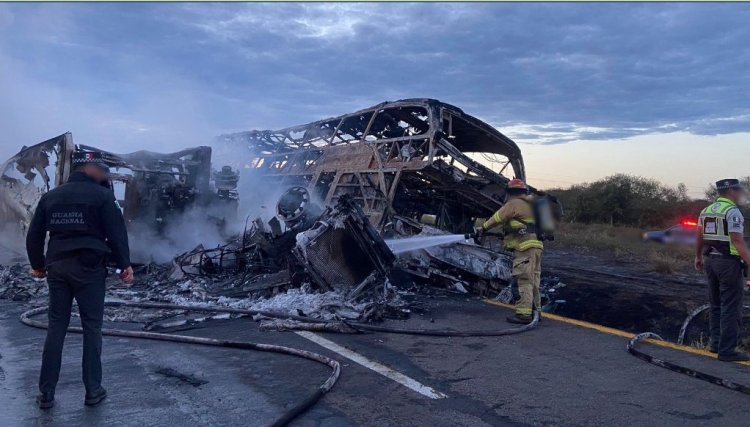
{"left": 0, "top": 3, "right": 748, "bottom": 153}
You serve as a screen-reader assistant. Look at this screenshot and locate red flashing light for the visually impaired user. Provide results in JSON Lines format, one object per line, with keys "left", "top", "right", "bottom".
{"left": 680, "top": 219, "right": 698, "bottom": 227}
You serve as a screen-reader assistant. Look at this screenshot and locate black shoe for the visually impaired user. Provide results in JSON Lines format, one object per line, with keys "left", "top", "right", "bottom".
{"left": 84, "top": 387, "right": 107, "bottom": 406}
{"left": 37, "top": 392, "right": 54, "bottom": 409}
{"left": 506, "top": 315, "right": 533, "bottom": 325}
{"left": 718, "top": 352, "right": 750, "bottom": 362}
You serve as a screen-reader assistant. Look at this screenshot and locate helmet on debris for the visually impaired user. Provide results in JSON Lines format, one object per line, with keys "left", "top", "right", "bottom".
{"left": 507, "top": 178, "right": 528, "bottom": 192}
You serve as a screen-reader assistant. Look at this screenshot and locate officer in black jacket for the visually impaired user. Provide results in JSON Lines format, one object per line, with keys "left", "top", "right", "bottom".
{"left": 26, "top": 150, "right": 134, "bottom": 409}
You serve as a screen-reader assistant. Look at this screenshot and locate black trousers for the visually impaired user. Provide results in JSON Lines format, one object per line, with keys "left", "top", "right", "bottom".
{"left": 39, "top": 252, "right": 106, "bottom": 395}
{"left": 705, "top": 256, "right": 745, "bottom": 357}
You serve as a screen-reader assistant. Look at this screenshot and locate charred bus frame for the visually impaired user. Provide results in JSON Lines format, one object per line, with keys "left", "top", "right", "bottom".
{"left": 226, "top": 98, "right": 527, "bottom": 233}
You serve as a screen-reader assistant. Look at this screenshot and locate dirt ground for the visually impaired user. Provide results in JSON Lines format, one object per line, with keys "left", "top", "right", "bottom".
{"left": 542, "top": 243, "right": 750, "bottom": 349}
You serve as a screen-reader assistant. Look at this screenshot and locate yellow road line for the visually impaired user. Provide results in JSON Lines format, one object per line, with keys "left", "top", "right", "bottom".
{"left": 484, "top": 299, "right": 750, "bottom": 366}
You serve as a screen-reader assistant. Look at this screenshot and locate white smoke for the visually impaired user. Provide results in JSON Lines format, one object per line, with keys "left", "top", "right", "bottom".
{"left": 0, "top": 226, "right": 28, "bottom": 264}
{"left": 127, "top": 136, "right": 297, "bottom": 264}
{"left": 208, "top": 136, "right": 300, "bottom": 225}
{"left": 127, "top": 206, "right": 232, "bottom": 264}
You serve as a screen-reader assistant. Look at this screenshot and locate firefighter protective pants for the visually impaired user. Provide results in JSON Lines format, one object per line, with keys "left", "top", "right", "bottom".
{"left": 513, "top": 247, "right": 542, "bottom": 317}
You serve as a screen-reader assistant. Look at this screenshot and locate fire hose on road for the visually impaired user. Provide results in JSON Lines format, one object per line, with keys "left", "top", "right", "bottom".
{"left": 20, "top": 302, "right": 341, "bottom": 427}
{"left": 20, "top": 299, "right": 539, "bottom": 424}
{"left": 627, "top": 332, "right": 750, "bottom": 396}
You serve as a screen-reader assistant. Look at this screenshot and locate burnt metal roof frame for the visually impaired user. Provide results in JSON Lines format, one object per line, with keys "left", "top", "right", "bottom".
{"left": 227, "top": 98, "right": 526, "bottom": 180}
{"left": 78, "top": 145, "right": 212, "bottom": 171}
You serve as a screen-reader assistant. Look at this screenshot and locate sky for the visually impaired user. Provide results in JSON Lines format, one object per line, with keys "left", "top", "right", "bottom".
{"left": 1, "top": 3, "right": 749, "bottom": 198}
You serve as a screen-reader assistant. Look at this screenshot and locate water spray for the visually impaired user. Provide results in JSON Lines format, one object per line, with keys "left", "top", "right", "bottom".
{"left": 384, "top": 234, "right": 472, "bottom": 254}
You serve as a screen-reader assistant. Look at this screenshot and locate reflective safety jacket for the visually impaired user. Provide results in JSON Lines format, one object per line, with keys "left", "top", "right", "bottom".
{"left": 699, "top": 197, "right": 740, "bottom": 257}
{"left": 483, "top": 196, "right": 544, "bottom": 252}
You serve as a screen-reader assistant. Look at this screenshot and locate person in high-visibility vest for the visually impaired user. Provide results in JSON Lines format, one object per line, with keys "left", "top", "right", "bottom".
{"left": 696, "top": 178, "right": 750, "bottom": 362}
{"left": 480, "top": 178, "right": 543, "bottom": 324}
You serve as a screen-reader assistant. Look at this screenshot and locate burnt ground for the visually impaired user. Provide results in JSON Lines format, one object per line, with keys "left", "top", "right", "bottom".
{"left": 542, "top": 248, "right": 750, "bottom": 345}
{"left": 3, "top": 296, "right": 750, "bottom": 427}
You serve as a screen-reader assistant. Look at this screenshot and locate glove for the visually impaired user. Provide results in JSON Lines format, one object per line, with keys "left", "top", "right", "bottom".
{"left": 31, "top": 268, "right": 46, "bottom": 279}
{"left": 472, "top": 226, "right": 485, "bottom": 244}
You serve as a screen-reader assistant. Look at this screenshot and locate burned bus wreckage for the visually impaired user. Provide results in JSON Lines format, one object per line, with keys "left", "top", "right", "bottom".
{"left": 0, "top": 99, "right": 559, "bottom": 321}
{"left": 216, "top": 98, "right": 558, "bottom": 297}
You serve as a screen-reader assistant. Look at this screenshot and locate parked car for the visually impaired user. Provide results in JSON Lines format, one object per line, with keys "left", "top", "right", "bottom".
{"left": 644, "top": 219, "right": 750, "bottom": 247}
{"left": 643, "top": 219, "right": 699, "bottom": 246}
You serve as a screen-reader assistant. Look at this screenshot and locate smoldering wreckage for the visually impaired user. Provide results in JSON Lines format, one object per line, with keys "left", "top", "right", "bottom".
{"left": 1, "top": 99, "right": 564, "bottom": 319}
{"left": 22, "top": 99, "right": 725, "bottom": 425}
{"left": 4, "top": 99, "right": 746, "bottom": 424}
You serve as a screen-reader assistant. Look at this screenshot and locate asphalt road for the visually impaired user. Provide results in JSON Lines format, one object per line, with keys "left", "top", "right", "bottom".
{"left": 2, "top": 296, "right": 750, "bottom": 426}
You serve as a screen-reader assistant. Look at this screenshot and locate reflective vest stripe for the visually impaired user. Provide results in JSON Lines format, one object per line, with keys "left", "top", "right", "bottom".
{"left": 700, "top": 197, "right": 738, "bottom": 256}
{"left": 517, "top": 239, "right": 544, "bottom": 251}
{"left": 516, "top": 307, "right": 533, "bottom": 316}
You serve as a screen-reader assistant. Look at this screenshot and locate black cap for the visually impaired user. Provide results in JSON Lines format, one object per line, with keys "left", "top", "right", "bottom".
{"left": 716, "top": 178, "right": 744, "bottom": 191}
{"left": 71, "top": 151, "right": 109, "bottom": 172}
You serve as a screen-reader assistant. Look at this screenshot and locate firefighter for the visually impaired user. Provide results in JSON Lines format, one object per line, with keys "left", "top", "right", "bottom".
{"left": 480, "top": 178, "right": 543, "bottom": 324}
{"left": 26, "top": 150, "right": 134, "bottom": 409}
{"left": 696, "top": 178, "right": 750, "bottom": 362}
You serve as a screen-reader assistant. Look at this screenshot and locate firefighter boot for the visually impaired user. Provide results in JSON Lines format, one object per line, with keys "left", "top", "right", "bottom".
{"left": 506, "top": 314, "right": 533, "bottom": 325}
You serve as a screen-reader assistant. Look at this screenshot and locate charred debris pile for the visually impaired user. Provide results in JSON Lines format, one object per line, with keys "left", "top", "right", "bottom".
{"left": 0, "top": 99, "right": 565, "bottom": 327}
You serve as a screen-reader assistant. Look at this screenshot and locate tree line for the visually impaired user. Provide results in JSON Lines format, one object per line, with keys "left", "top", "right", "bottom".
{"left": 546, "top": 174, "right": 750, "bottom": 229}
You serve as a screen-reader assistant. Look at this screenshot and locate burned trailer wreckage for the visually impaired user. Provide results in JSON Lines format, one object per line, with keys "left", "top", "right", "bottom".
{"left": 78, "top": 143, "right": 241, "bottom": 233}
{"left": 0, "top": 133, "right": 75, "bottom": 240}
{"left": 92, "top": 145, "right": 213, "bottom": 227}
{"left": 0, "top": 133, "right": 240, "bottom": 246}
{"left": 220, "top": 99, "right": 550, "bottom": 295}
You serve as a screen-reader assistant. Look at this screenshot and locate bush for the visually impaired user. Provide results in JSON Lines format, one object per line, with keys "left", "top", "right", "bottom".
{"left": 549, "top": 174, "right": 703, "bottom": 228}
